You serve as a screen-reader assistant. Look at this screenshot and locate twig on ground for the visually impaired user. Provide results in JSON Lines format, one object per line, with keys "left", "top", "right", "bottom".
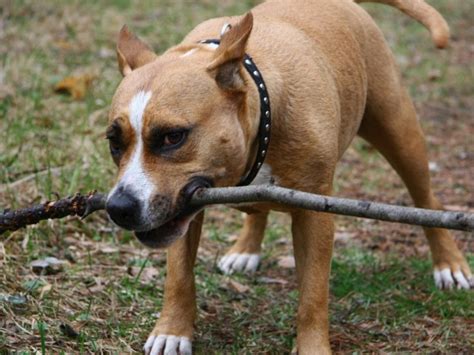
{"left": 1, "top": 186, "right": 473, "bottom": 235}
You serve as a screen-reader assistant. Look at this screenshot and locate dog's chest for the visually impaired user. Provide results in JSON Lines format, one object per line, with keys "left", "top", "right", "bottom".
{"left": 251, "top": 163, "right": 278, "bottom": 186}
{"left": 229, "top": 164, "right": 281, "bottom": 214}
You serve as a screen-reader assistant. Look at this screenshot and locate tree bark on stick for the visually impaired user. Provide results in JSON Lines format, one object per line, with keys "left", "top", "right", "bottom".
{"left": 1, "top": 186, "right": 473, "bottom": 235}
{"left": 192, "top": 186, "right": 474, "bottom": 232}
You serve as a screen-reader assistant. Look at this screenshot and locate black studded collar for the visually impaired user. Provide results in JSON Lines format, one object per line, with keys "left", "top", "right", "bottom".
{"left": 200, "top": 38, "right": 271, "bottom": 186}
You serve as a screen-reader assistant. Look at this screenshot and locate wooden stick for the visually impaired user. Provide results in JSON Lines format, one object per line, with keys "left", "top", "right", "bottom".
{"left": 192, "top": 186, "right": 474, "bottom": 231}
{"left": 0, "top": 192, "right": 106, "bottom": 235}
{"left": 1, "top": 186, "right": 473, "bottom": 235}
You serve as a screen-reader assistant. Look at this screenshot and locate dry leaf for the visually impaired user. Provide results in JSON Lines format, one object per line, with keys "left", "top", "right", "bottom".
{"left": 228, "top": 280, "right": 250, "bottom": 293}
{"left": 277, "top": 256, "right": 295, "bottom": 269}
{"left": 39, "top": 283, "right": 52, "bottom": 298}
{"left": 53, "top": 40, "right": 75, "bottom": 51}
{"left": 257, "top": 277, "right": 288, "bottom": 285}
{"left": 59, "top": 323, "right": 79, "bottom": 338}
{"left": 128, "top": 266, "right": 160, "bottom": 283}
{"left": 101, "top": 246, "right": 119, "bottom": 254}
{"left": 445, "top": 205, "right": 473, "bottom": 213}
{"left": 30, "top": 257, "right": 66, "bottom": 275}
{"left": 89, "top": 284, "right": 105, "bottom": 294}
{"left": 54, "top": 74, "right": 94, "bottom": 100}
{"left": 335, "top": 232, "right": 356, "bottom": 242}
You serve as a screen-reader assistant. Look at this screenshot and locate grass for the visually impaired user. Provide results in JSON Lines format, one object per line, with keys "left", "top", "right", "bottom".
{"left": 1, "top": 0, "right": 473, "bottom": 353}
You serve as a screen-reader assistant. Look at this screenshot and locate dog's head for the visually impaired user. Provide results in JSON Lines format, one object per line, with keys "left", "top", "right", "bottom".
{"left": 106, "top": 14, "right": 257, "bottom": 248}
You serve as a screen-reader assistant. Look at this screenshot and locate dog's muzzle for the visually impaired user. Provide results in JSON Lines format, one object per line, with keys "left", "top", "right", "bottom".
{"left": 134, "top": 176, "right": 213, "bottom": 248}
{"left": 106, "top": 186, "right": 143, "bottom": 230}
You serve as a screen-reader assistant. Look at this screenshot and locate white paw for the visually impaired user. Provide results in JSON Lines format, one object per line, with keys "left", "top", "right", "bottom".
{"left": 433, "top": 268, "right": 473, "bottom": 290}
{"left": 144, "top": 334, "right": 192, "bottom": 355}
{"left": 218, "top": 253, "right": 260, "bottom": 274}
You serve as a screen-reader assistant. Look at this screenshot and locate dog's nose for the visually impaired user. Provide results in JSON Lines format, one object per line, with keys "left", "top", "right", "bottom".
{"left": 106, "top": 189, "right": 142, "bottom": 230}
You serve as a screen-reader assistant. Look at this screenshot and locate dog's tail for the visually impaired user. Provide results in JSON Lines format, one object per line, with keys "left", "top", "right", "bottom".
{"left": 354, "top": 0, "right": 449, "bottom": 48}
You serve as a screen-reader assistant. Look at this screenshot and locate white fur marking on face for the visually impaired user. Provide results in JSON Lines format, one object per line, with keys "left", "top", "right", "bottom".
{"left": 218, "top": 253, "right": 260, "bottom": 274}
{"left": 109, "top": 91, "right": 153, "bottom": 207}
{"left": 144, "top": 334, "right": 192, "bottom": 355}
{"left": 180, "top": 48, "right": 198, "bottom": 58}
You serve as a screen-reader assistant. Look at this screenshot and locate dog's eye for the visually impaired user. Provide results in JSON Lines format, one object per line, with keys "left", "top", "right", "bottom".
{"left": 148, "top": 128, "right": 189, "bottom": 154}
{"left": 105, "top": 120, "right": 125, "bottom": 164}
{"left": 108, "top": 139, "right": 122, "bottom": 157}
{"left": 105, "top": 134, "right": 123, "bottom": 161}
{"left": 164, "top": 131, "right": 186, "bottom": 147}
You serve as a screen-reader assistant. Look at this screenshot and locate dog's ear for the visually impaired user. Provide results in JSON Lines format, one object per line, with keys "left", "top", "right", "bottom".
{"left": 117, "top": 25, "right": 157, "bottom": 76}
{"left": 207, "top": 12, "right": 253, "bottom": 91}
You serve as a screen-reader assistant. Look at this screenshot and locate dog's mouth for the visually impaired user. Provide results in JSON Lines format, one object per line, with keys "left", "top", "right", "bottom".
{"left": 134, "top": 205, "right": 200, "bottom": 248}
{"left": 134, "top": 177, "right": 212, "bottom": 249}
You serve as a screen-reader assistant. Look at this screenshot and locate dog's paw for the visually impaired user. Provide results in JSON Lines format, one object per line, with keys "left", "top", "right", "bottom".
{"left": 218, "top": 253, "right": 260, "bottom": 274}
{"left": 433, "top": 267, "right": 473, "bottom": 290}
{"left": 144, "top": 334, "right": 192, "bottom": 355}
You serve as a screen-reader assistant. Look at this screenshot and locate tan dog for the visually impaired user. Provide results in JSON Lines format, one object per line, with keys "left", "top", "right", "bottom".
{"left": 105, "top": 0, "right": 473, "bottom": 353}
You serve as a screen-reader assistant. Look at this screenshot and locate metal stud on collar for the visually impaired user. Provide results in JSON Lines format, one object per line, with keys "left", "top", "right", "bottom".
{"left": 239, "top": 52, "right": 272, "bottom": 186}
{"left": 199, "top": 38, "right": 272, "bottom": 186}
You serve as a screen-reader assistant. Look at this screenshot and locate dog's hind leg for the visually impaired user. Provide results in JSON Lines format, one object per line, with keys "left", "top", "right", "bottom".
{"left": 218, "top": 211, "right": 268, "bottom": 274}
{"left": 358, "top": 86, "right": 473, "bottom": 290}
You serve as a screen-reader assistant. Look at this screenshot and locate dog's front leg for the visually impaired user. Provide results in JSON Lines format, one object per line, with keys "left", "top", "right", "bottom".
{"left": 144, "top": 212, "right": 204, "bottom": 355}
{"left": 291, "top": 209, "right": 334, "bottom": 355}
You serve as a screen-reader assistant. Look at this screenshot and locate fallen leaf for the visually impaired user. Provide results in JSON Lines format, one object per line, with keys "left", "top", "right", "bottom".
{"left": 226, "top": 234, "right": 239, "bottom": 242}
{"left": 277, "top": 256, "right": 295, "bottom": 269}
{"left": 1, "top": 294, "right": 28, "bottom": 314}
{"left": 228, "top": 280, "right": 250, "bottom": 293}
{"left": 257, "top": 277, "right": 288, "bottom": 285}
{"left": 335, "top": 232, "right": 356, "bottom": 242}
{"left": 127, "top": 266, "right": 160, "bottom": 283}
{"left": 428, "top": 161, "right": 440, "bottom": 172}
{"left": 39, "top": 283, "right": 52, "bottom": 298}
{"left": 59, "top": 323, "right": 79, "bottom": 338}
{"left": 445, "top": 205, "right": 473, "bottom": 213}
{"left": 1, "top": 294, "right": 27, "bottom": 305}
{"left": 428, "top": 69, "right": 441, "bottom": 81}
{"left": 53, "top": 40, "right": 74, "bottom": 51}
{"left": 101, "top": 246, "right": 119, "bottom": 254}
{"left": 30, "top": 257, "right": 66, "bottom": 275}
{"left": 54, "top": 74, "right": 94, "bottom": 100}
{"left": 90, "top": 283, "right": 105, "bottom": 294}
